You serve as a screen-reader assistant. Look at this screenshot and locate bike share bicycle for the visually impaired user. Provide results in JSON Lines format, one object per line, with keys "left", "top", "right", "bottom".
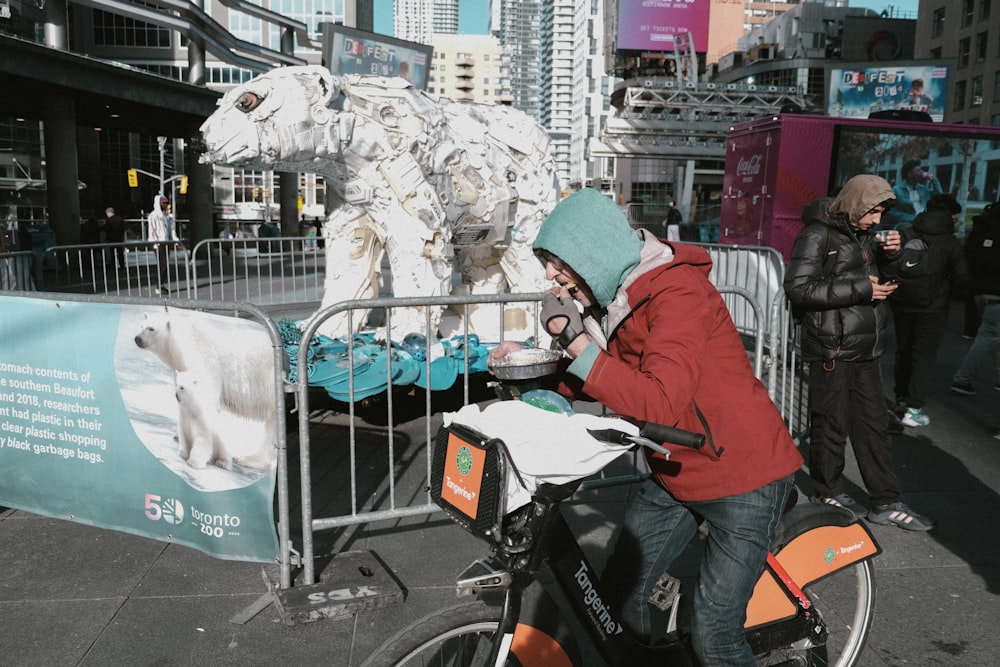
{"left": 363, "top": 350, "right": 881, "bottom": 667}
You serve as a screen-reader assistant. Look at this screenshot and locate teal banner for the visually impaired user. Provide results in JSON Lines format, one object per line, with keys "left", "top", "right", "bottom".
{"left": 0, "top": 297, "right": 280, "bottom": 562}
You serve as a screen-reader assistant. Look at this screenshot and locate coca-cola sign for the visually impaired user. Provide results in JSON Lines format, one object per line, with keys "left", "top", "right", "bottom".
{"left": 736, "top": 154, "right": 762, "bottom": 178}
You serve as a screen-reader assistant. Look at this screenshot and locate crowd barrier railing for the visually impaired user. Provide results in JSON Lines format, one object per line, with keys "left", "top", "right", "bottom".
{"left": 12, "top": 238, "right": 808, "bottom": 591}
{"left": 189, "top": 236, "right": 324, "bottom": 305}
{"left": 0, "top": 250, "right": 38, "bottom": 291}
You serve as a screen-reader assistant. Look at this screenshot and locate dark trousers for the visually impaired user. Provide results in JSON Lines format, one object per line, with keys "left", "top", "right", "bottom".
{"left": 808, "top": 359, "right": 902, "bottom": 507}
{"left": 891, "top": 308, "right": 948, "bottom": 409}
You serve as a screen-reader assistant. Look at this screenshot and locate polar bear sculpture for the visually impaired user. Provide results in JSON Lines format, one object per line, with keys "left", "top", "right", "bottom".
{"left": 198, "top": 65, "right": 558, "bottom": 341}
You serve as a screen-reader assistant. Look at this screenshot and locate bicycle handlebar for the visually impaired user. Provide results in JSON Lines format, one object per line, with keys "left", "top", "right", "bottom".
{"left": 586, "top": 421, "right": 706, "bottom": 458}
{"left": 638, "top": 422, "right": 706, "bottom": 450}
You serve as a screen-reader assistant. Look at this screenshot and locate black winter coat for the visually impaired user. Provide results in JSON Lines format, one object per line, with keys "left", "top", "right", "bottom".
{"left": 784, "top": 212, "right": 896, "bottom": 363}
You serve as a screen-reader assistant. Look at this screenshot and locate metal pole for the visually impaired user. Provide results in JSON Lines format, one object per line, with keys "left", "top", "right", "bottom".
{"left": 157, "top": 136, "right": 167, "bottom": 195}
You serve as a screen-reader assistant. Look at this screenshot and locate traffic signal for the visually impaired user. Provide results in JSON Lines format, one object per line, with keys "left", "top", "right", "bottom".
{"left": 253, "top": 186, "right": 260, "bottom": 200}
{"left": 179, "top": 175, "right": 189, "bottom": 194}
{"left": 127, "top": 169, "right": 138, "bottom": 188}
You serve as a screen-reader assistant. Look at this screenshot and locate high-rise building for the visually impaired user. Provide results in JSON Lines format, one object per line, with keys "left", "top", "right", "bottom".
{"left": 394, "top": 0, "right": 458, "bottom": 43}
{"left": 538, "top": 0, "right": 574, "bottom": 188}
{"left": 432, "top": 0, "right": 460, "bottom": 34}
{"left": 916, "top": 0, "right": 1000, "bottom": 127}
{"left": 496, "top": 0, "right": 541, "bottom": 120}
{"left": 427, "top": 33, "right": 511, "bottom": 105}
{"left": 394, "top": 0, "right": 432, "bottom": 42}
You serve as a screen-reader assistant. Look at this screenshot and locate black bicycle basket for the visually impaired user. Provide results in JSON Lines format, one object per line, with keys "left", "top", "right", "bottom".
{"left": 431, "top": 422, "right": 522, "bottom": 543}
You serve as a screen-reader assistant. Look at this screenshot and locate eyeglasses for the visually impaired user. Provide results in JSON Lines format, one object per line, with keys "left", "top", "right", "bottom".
{"left": 535, "top": 249, "right": 565, "bottom": 271}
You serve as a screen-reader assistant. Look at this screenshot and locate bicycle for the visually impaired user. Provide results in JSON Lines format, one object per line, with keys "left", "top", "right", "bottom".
{"left": 363, "top": 414, "right": 881, "bottom": 666}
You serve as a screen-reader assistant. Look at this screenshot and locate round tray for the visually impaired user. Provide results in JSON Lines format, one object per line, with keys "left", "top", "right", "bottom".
{"left": 487, "top": 348, "right": 562, "bottom": 381}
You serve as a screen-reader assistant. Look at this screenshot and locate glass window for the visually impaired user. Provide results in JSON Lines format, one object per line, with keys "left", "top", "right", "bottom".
{"left": 92, "top": 8, "right": 170, "bottom": 47}
{"left": 972, "top": 76, "right": 983, "bottom": 107}
{"left": 954, "top": 80, "right": 967, "bottom": 111}
{"left": 982, "top": 0, "right": 992, "bottom": 20}
{"left": 959, "top": 38, "right": 971, "bottom": 68}
{"left": 931, "top": 8, "right": 945, "bottom": 38}
{"left": 962, "top": 0, "right": 975, "bottom": 26}
{"left": 976, "top": 32, "right": 989, "bottom": 63}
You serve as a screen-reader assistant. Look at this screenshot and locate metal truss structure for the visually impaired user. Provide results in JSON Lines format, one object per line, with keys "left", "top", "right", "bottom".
{"left": 592, "top": 80, "right": 819, "bottom": 159}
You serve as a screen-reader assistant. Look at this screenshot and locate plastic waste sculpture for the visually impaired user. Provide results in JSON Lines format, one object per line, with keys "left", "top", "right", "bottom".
{"left": 199, "top": 65, "right": 559, "bottom": 342}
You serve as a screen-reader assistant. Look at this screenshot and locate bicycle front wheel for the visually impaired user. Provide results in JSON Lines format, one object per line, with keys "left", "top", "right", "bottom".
{"left": 758, "top": 559, "right": 876, "bottom": 667}
{"left": 361, "top": 600, "right": 502, "bottom": 666}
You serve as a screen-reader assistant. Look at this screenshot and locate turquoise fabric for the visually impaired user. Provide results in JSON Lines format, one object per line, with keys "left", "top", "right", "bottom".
{"left": 532, "top": 189, "right": 642, "bottom": 309}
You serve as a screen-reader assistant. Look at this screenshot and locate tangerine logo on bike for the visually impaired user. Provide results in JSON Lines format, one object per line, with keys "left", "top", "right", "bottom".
{"left": 441, "top": 433, "right": 485, "bottom": 519}
{"left": 574, "top": 561, "right": 623, "bottom": 638}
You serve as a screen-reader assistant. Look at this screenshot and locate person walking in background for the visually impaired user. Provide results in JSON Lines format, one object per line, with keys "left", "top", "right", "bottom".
{"left": 147, "top": 194, "right": 178, "bottom": 295}
{"left": 105, "top": 206, "right": 126, "bottom": 265}
{"left": 886, "top": 160, "right": 943, "bottom": 229}
{"left": 886, "top": 194, "right": 969, "bottom": 427}
{"left": 951, "top": 201, "right": 1000, "bottom": 398}
{"left": 784, "top": 174, "right": 934, "bottom": 531}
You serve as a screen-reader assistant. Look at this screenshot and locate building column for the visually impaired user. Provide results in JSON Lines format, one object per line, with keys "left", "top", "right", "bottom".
{"left": 186, "top": 2, "right": 213, "bottom": 249}
{"left": 278, "top": 29, "right": 300, "bottom": 238}
{"left": 43, "top": 0, "right": 81, "bottom": 244}
{"left": 42, "top": 95, "right": 82, "bottom": 245}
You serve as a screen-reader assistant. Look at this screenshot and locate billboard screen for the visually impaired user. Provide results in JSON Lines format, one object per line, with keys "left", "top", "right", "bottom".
{"left": 616, "top": 0, "right": 710, "bottom": 52}
{"left": 321, "top": 24, "right": 432, "bottom": 90}
{"left": 827, "top": 64, "right": 950, "bottom": 122}
{"left": 832, "top": 122, "right": 1000, "bottom": 227}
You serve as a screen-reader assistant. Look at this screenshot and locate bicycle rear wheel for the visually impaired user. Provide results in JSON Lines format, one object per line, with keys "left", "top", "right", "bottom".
{"left": 758, "top": 560, "right": 876, "bottom": 667}
{"left": 361, "top": 600, "right": 501, "bottom": 666}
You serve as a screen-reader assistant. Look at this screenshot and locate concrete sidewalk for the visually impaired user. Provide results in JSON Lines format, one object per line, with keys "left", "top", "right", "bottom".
{"left": 2, "top": 302, "right": 1000, "bottom": 666}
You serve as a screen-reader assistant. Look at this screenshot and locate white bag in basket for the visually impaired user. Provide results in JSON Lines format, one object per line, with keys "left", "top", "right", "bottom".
{"left": 443, "top": 402, "right": 638, "bottom": 511}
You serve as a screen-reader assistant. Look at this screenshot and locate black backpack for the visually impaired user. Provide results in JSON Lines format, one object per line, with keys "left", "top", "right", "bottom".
{"left": 890, "top": 236, "right": 951, "bottom": 308}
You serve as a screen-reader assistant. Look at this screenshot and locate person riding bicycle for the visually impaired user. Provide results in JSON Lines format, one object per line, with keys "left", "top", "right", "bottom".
{"left": 489, "top": 188, "right": 803, "bottom": 666}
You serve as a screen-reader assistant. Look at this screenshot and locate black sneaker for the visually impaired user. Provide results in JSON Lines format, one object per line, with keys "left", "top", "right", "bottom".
{"left": 868, "top": 502, "right": 934, "bottom": 531}
{"left": 811, "top": 493, "right": 866, "bottom": 522}
{"left": 990, "top": 427, "right": 1000, "bottom": 440}
{"left": 950, "top": 381, "right": 976, "bottom": 396}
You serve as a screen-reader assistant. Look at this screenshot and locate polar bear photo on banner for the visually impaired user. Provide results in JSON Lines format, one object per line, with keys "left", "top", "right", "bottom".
{"left": 127, "top": 308, "right": 278, "bottom": 480}
{"left": 198, "top": 66, "right": 560, "bottom": 343}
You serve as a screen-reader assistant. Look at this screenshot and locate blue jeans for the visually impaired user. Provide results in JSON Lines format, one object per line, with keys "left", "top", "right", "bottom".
{"left": 953, "top": 301, "right": 1000, "bottom": 386}
{"left": 603, "top": 476, "right": 793, "bottom": 666}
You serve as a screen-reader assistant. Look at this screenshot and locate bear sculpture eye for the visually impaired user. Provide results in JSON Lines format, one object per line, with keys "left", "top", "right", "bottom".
{"left": 236, "top": 92, "right": 262, "bottom": 112}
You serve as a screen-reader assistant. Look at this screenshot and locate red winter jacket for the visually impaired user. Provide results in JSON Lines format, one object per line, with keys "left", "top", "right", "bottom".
{"left": 557, "top": 236, "right": 803, "bottom": 501}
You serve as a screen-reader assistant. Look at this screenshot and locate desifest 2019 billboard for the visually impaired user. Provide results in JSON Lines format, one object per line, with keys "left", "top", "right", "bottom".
{"left": 827, "top": 64, "right": 950, "bottom": 122}
{"left": 321, "top": 24, "right": 432, "bottom": 91}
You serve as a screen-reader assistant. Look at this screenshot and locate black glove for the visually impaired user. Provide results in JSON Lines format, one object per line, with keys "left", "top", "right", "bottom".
{"left": 541, "top": 292, "right": 586, "bottom": 349}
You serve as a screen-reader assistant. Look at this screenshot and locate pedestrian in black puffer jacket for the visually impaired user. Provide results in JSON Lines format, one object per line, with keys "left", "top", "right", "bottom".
{"left": 784, "top": 174, "right": 935, "bottom": 532}
{"left": 784, "top": 182, "right": 898, "bottom": 363}
{"left": 887, "top": 194, "right": 970, "bottom": 427}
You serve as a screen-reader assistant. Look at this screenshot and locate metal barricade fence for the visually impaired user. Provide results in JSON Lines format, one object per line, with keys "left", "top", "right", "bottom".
{"left": 0, "top": 250, "right": 38, "bottom": 291}
{"left": 37, "top": 236, "right": 323, "bottom": 304}
{"left": 16, "top": 238, "right": 808, "bottom": 590}
{"left": 189, "top": 236, "right": 324, "bottom": 305}
{"left": 40, "top": 241, "right": 192, "bottom": 297}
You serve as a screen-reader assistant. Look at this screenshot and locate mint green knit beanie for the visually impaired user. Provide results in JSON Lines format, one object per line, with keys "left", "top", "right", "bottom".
{"left": 532, "top": 189, "right": 642, "bottom": 308}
